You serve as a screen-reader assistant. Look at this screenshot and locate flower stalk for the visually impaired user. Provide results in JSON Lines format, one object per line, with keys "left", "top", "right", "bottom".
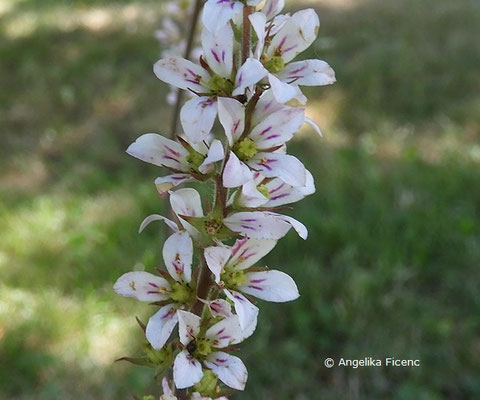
{"left": 114, "top": 1, "right": 336, "bottom": 398}
{"left": 170, "top": 0, "right": 205, "bottom": 136}
{"left": 241, "top": 6, "right": 254, "bottom": 64}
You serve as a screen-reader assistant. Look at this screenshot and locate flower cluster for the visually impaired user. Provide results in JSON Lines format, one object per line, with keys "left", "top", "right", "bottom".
{"left": 114, "top": 0, "right": 334, "bottom": 398}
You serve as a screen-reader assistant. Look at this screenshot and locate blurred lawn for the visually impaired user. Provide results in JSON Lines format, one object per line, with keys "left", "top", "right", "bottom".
{"left": 1, "top": 0, "right": 479, "bottom": 399}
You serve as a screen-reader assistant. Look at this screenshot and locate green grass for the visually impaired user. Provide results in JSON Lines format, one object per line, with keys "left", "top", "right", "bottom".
{"left": 0, "top": 0, "right": 479, "bottom": 398}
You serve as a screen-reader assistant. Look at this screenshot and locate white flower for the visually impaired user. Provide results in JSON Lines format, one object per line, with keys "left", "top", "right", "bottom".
{"left": 250, "top": 9, "right": 336, "bottom": 104}
{"left": 153, "top": 24, "right": 266, "bottom": 143}
{"left": 162, "top": 187, "right": 308, "bottom": 241}
{"left": 113, "top": 231, "right": 195, "bottom": 349}
{"left": 201, "top": 298, "right": 257, "bottom": 341}
{"left": 173, "top": 311, "right": 248, "bottom": 390}
{"left": 126, "top": 134, "right": 224, "bottom": 194}
{"left": 223, "top": 210, "right": 308, "bottom": 240}
{"left": 232, "top": 170, "right": 315, "bottom": 208}
{"left": 218, "top": 95, "right": 308, "bottom": 188}
{"left": 204, "top": 237, "right": 299, "bottom": 329}
{"left": 202, "top": 0, "right": 262, "bottom": 33}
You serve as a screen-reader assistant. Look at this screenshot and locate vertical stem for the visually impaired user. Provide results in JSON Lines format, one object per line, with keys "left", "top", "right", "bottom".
{"left": 175, "top": 388, "right": 188, "bottom": 400}
{"left": 241, "top": 6, "right": 254, "bottom": 64}
{"left": 191, "top": 255, "right": 214, "bottom": 316}
{"left": 214, "top": 172, "right": 229, "bottom": 217}
{"left": 169, "top": 0, "right": 204, "bottom": 136}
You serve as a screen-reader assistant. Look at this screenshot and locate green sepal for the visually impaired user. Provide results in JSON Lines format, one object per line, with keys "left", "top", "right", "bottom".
{"left": 178, "top": 215, "right": 236, "bottom": 244}
{"left": 143, "top": 341, "right": 174, "bottom": 372}
{"left": 115, "top": 356, "right": 152, "bottom": 367}
{"left": 193, "top": 370, "right": 219, "bottom": 398}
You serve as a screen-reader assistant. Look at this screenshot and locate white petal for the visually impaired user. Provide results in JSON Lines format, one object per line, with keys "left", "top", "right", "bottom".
{"left": 264, "top": 170, "right": 315, "bottom": 207}
{"left": 154, "top": 56, "right": 209, "bottom": 91}
{"left": 304, "top": 116, "right": 323, "bottom": 137}
{"left": 177, "top": 310, "right": 202, "bottom": 346}
{"left": 204, "top": 298, "right": 234, "bottom": 318}
{"left": 268, "top": 73, "right": 304, "bottom": 104}
{"left": 249, "top": 12, "right": 267, "bottom": 59}
{"left": 224, "top": 289, "right": 259, "bottom": 331}
{"left": 170, "top": 188, "right": 204, "bottom": 218}
{"left": 206, "top": 316, "right": 243, "bottom": 348}
{"left": 266, "top": 9, "right": 320, "bottom": 63}
{"left": 262, "top": 0, "right": 285, "bottom": 19}
{"left": 239, "top": 270, "right": 299, "bottom": 302}
{"left": 228, "top": 236, "right": 277, "bottom": 270}
{"left": 180, "top": 96, "right": 218, "bottom": 144}
{"left": 161, "top": 377, "right": 173, "bottom": 395}
{"left": 201, "top": 23, "right": 234, "bottom": 78}
{"left": 126, "top": 133, "right": 189, "bottom": 171}
{"left": 217, "top": 98, "right": 245, "bottom": 146}
{"left": 278, "top": 59, "right": 336, "bottom": 87}
{"left": 250, "top": 104, "right": 304, "bottom": 149}
{"left": 139, "top": 214, "right": 179, "bottom": 233}
{"left": 113, "top": 271, "right": 171, "bottom": 302}
{"left": 222, "top": 152, "right": 254, "bottom": 188}
{"left": 202, "top": 0, "right": 244, "bottom": 33}
{"left": 246, "top": 0, "right": 262, "bottom": 5}
{"left": 265, "top": 212, "right": 308, "bottom": 239}
{"left": 251, "top": 90, "right": 284, "bottom": 126}
{"left": 233, "top": 58, "right": 268, "bottom": 96}
{"left": 300, "top": 169, "right": 316, "bottom": 196}
{"left": 155, "top": 174, "right": 193, "bottom": 195}
{"left": 204, "top": 352, "right": 248, "bottom": 391}
{"left": 162, "top": 231, "right": 193, "bottom": 283}
{"left": 247, "top": 152, "right": 307, "bottom": 187}
{"left": 236, "top": 179, "right": 269, "bottom": 208}
{"left": 187, "top": 135, "right": 209, "bottom": 155}
{"left": 198, "top": 139, "right": 225, "bottom": 174}
{"left": 269, "top": 13, "right": 290, "bottom": 36}
{"left": 204, "top": 245, "right": 232, "bottom": 283}
{"left": 223, "top": 211, "right": 291, "bottom": 240}
{"left": 146, "top": 304, "right": 179, "bottom": 349}
{"left": 173, "top": 350, "right": 204, "bottom": 389}
{"left": 170, "top": 188, "right": 204, "bottom": 239}
{"left": 236, "top": 308, "right": 257, "bottom": 342}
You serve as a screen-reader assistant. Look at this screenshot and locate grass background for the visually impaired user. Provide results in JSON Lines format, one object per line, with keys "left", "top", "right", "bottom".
{"left": 0, "top": 0, "right": 479, "bottom": 398}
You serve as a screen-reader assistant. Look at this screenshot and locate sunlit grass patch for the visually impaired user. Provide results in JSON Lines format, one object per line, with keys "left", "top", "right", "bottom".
{"left": 1, "top": 2, "right": 165, "bottom": 38}
{"left": 0, "top": 284, "right": 155, "bottom": 397}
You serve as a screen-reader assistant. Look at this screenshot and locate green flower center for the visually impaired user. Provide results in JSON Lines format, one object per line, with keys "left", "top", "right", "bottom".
{"left": 257, "top": 184, "right": 270, "bottom": 199}
{"left": 209, "top": 74, "right": 233, "bottom": 95}
{"left": 222, "top": 268, "right": 246, "bottom": 287}
{"left": 264, "top": 56, "right": 285, "bottom": 74}
{"left": 195, "top": 339, "right": 212, "bottom": 357}
{"left": 204, "top": 219, "right": 223, "bottom": 236}
{"left": 186, "top": 150, "right": 206, "bottom": 173}
{"left": 169, "top": 282, "right": 192, "bottom": 303}
{"left": 233, "top": 138, "right": 257, "bottom": 161}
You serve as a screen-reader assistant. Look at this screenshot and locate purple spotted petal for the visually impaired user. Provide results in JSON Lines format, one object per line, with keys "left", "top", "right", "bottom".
{"left": 239, "top": 270, "right": 299, "bottom": 302}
